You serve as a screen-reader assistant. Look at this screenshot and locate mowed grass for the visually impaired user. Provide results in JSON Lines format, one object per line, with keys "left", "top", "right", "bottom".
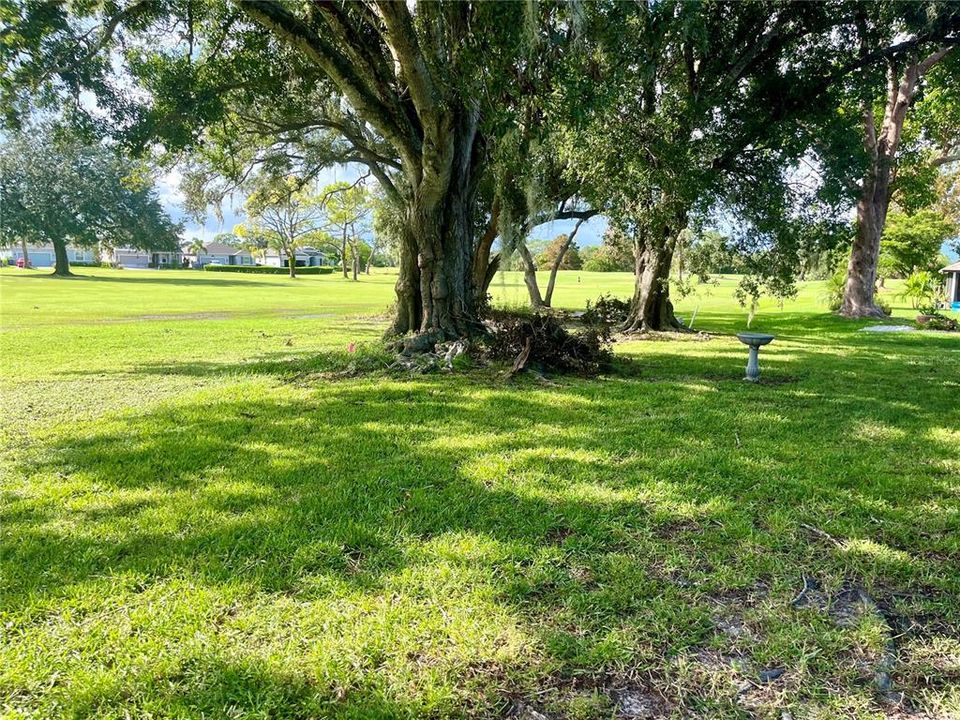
{"left": 1, "top": 267, "right": 958, "bottom": 719}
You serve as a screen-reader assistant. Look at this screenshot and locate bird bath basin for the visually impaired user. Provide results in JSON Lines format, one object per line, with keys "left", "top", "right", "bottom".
{"left": 736, "top": 333, "right": 775, "bottom": 382}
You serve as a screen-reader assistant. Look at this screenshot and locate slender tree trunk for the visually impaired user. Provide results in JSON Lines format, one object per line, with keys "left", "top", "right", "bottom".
{"left": 20, "top": 237, "right": 30, "bottom": 267}
{"left": 471, "top": 199, "right": 501, "bottom": 304}
{"left": 543, "top": 218, "right": 587, "bottom": 307}
{"left": 365, "top": 240, "right": 376, "bottom": 274}
{"left": 52, "top": 238, "right": 72, "bottom": 277}
{"left": 841, "top": 47, "right": 953, "bottom": 318}
{"left": 341, "top": 229, "right": 348, "bottom": 279}
{"left": 352, "top": 249, "right": 359, "bottom": 281}
{"left": 287, "top": 252, "right": 297, "bottom": 279}
{"left": 517, "top": 243, "right": 544, "bottom": 308}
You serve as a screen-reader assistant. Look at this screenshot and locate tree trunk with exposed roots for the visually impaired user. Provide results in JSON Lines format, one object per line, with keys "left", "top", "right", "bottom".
{"left": 622, "top": 207, "right": 686, "bottom": 332}
{"left": 622, "top": 239, "right": 682, "bottom": 332}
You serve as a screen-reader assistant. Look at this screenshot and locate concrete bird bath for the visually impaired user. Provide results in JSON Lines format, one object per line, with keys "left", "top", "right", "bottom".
{"left": 736, "top": 332, "right": 775, "bottom": 382}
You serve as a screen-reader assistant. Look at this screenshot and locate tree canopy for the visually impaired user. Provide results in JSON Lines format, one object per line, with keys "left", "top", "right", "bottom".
{"left": 880, "top": 209, "right": 957, "bottom": 276}
{"left": 3, "top": 1, "right": 959, "bottom": 332}
{"left": 0, "top": 122, "right": 179, "bottom": 275}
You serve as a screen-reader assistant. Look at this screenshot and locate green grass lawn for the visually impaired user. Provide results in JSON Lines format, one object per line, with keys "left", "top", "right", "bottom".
{"left": 1, "top": 267, "right": 958, "bottom": 719}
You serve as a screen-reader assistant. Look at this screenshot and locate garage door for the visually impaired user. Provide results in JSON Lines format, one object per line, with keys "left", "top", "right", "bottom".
{"left": 118, "top": 254, "right": 148, "bottom": 267}
{"left": 30, "top": 252, "right": 54, "bottom": 266}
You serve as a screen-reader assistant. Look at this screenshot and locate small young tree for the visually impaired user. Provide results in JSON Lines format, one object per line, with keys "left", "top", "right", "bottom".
{"left": 879, "top": 209, "right": 957, "bottom": 277}
{"left": 243, "top": 177, "right": 324, "bottom": 279}
{"left": 322, "top": 182, "right": 372, "bottom": 281}
{"left": 187, "top": 237, "right": 206, "bottom": 256}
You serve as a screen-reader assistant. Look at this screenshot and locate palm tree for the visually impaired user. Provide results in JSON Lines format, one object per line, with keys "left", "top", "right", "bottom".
{"left": 188, "top": 237, "right": 206, "bottom": 256}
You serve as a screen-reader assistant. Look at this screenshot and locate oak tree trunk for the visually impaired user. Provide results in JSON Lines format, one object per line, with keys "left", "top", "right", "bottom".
{"left": 841, "top": 189, "right": 887, "bottom": 317}
{"left": 287, "top": 253, "right": 297, "bottom": 279}
{"left": 390, "top": 110, "right": 483, "bottom": 340}
{"left": 623, "top": 207, "right": 687, "bottom": 332}
{"left": 20, "top": 238, "right": 30, "bottom": 267}
{"left": 52, "top": 238, "right": 72, "bottom": 277}
{"left": 623, "top": 240, "right": 682, "bottom": 332}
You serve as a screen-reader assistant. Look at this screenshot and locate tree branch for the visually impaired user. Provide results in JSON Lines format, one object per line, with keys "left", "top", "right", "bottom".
{"left": 235, "top": 0, "right": 419, "bottom": 169}
{"left": 38, "top": 0, "right": 154, "bottom": 83}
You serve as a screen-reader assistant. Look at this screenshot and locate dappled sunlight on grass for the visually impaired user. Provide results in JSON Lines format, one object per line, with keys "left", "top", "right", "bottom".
{"left": 1, "top": 268, "right": 959, "bottom": 717}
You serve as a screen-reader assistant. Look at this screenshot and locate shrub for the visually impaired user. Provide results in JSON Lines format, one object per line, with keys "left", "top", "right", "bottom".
{"left": 823, "top": 268, "right": 846, "bottom": 311}
{"left": 917, "top": 313, "right": 957, "bottom": 331}
{"left": 582, "top": 294, "right": 630, "bottom": 326}
{"left": 203, "top": 264, "right": 335, "bottom": 274}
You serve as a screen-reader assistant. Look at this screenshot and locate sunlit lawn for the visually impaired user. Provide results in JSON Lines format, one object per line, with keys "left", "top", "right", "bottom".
{"left": 1, "top": 267, "right": 958, "bottom": 719}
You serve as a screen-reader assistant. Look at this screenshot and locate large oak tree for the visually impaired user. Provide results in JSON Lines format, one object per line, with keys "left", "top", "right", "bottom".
{"left": 3, "top": 0, "right": 553, "bottom": 340}
{"left": 0, "top": 123, "right": 179, "bottom": 276}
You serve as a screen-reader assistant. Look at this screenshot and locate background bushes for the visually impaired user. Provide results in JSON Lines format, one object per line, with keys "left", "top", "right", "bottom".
{"left": 203, "top": 265, "right": 335, "bottom": 275}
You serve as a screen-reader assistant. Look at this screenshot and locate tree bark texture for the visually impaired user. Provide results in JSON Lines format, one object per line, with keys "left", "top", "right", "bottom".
{"left": 390, "top": 107, "right": 484, "bottom": 339}
{"left": 841, "top": 47, "right": 953, "bottom": 317}
{"left": 623, "top": 210, "right": 687, "bottom": 332}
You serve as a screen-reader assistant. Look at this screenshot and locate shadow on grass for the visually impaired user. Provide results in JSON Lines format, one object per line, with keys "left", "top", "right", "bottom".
{"left": 3, "top": 329, "right": 959, "bottom": 717}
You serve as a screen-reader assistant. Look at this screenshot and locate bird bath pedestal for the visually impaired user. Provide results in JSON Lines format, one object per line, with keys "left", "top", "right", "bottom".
{"left": 736, "top": 333, "right": 775, "bottom": 382}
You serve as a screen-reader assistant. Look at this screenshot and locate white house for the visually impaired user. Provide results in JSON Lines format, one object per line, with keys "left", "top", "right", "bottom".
{"left": 188, "top": 241, "right": 254, "bottom": 268}
{"left": 102, "top": 247, "right": 184, "bottom": 268}
{"left": 2, "top": 243, "right": 95, "bottom": 267}
{"left": 263, "top": 246, "right": 330, "bottom": 268}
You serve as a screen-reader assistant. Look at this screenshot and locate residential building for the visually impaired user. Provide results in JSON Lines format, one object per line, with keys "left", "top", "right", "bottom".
{"left": 263, "top": 246, "right": 331, "bottom": 268}
{"left": 2, "top": 243, "right": 95, "bottom": 266}
{"left": 101, "top": 247, "right": 184, "bottom": 268}
{"left": 187, "top": 242, "right": 255, "bottom": 268}
{"left": 942, "top": 260, "right": 960, "bottom": 311}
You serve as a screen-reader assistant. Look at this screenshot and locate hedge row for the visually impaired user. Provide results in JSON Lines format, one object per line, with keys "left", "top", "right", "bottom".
{"left": 203, "top": 264, "right": 336, "bottom": 275}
